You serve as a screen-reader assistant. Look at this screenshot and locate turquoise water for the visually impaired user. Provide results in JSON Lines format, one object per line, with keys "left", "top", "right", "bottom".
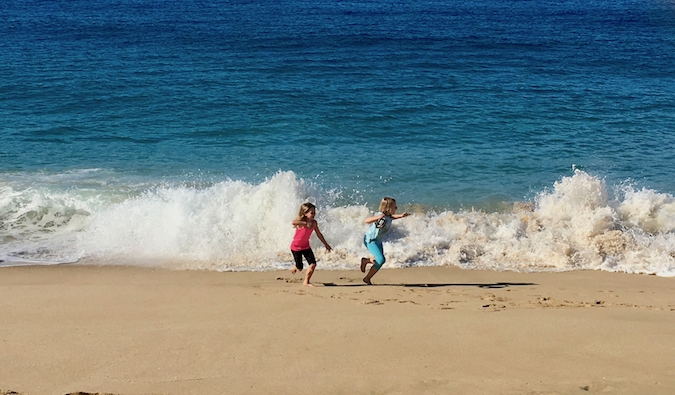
{"left": 2, "top": 0, "right": 675, "bottom": 274}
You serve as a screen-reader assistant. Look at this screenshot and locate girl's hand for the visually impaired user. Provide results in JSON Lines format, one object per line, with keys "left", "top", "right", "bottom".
{"left": 325, "top": 244, "right": 332, "bottom": 252}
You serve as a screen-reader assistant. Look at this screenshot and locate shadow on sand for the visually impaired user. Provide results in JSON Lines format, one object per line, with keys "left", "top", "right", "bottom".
{"left": 321, "top": 282, "right": 535, "bottom": 289}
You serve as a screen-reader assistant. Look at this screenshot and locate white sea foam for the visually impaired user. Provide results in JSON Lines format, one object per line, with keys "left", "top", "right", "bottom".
{"left": 1, "top": 170, "right": 674, "bottom": 276}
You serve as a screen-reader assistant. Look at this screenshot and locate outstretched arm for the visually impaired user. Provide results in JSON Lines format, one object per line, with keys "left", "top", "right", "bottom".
{"left": 364, "top": 213, "right": 385, "bottom": 224}
{"left": 392, "top": 212, "right": 410, "bottom": 219}
{"left": 314, "top": 223, "right": 332, "bottom": 252}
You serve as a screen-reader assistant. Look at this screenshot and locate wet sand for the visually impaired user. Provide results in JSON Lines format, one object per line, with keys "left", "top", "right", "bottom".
{"left": 1, "top": 264, "right": 674, "bottom": 395}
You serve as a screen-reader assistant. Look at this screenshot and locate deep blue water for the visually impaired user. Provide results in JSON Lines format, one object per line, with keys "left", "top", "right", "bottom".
{"left": 2, "top": 0, "right": 675, "bottom": 272}
{"left": 3, "top": 0, "right": 675, "bottom": 207}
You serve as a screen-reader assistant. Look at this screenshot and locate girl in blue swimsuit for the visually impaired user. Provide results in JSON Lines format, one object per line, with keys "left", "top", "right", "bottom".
{"left": 360, "top": 197, "right": 410, "bottom": 285}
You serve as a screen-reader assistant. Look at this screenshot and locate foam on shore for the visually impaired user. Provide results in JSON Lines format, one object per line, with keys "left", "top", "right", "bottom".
{"left": 1, "top": 169, "right": 674, "bottom": 275}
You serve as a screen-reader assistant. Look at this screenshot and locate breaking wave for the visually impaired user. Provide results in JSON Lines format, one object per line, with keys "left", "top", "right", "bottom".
{"left": 1, "top": 169, "right": 674, "bottom": 276}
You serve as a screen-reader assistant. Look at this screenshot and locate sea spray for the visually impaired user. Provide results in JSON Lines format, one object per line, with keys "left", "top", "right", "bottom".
{"left": 77, "top": 171, "right": 322, "bottom": 269}
{"left": 1, "top": 170, "right": 674, "bottom": 276}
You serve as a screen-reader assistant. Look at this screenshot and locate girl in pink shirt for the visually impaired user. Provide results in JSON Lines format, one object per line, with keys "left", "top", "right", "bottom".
{"left": 291, "top": 202, "right": 332, "bottom": 287}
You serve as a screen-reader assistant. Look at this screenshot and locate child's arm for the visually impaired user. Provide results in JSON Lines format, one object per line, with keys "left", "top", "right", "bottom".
{"left": 292, "top": 219, "right": 313, "bottom": 228}
{"left": 364, "top": 213, "right": 385, "bottom": 224}
{"left": 314, "top": 222, "right": 332, "bottom": 252}
{"left": 392, "top": 213, "right": 410, "bottom": 219}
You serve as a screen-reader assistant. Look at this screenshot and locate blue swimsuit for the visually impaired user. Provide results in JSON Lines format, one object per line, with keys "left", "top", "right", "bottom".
{"left": 364, "top": 213, "right": 392, "bottom": 269}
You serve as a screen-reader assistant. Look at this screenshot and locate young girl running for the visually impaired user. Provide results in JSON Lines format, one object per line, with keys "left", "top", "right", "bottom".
{"left": 291, "top": 202, "right": 332, "bottom": 287}
{"left": 361, "top": 197, "right": 410, "bottom": 285}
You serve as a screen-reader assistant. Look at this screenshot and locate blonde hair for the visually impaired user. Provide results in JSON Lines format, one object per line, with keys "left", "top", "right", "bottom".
{"left": 379, "top": 197, "right": 397, "bottom": 216}
{"left": 296, "top": 202, "right": 316, "bottom": 220}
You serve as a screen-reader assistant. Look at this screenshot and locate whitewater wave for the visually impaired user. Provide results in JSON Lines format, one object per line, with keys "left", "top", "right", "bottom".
{"left": 1, "top": 169, "right": 674, "bottom": 276}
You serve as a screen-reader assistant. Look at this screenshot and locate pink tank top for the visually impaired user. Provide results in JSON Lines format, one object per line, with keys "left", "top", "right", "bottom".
{"left": 291, "top": 224, "right": 315, "bottom": 251}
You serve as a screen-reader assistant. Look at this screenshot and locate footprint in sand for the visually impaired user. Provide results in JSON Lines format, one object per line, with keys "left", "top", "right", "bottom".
{"left": 440, "top": 300, "right": 463, "bottom": 306}
{"left": 580, "top": 383, "right": 614, "bottom": 392}
{"left": 339, "top": 277, "right": 358, "bottom": 283}
{"left": 530, "top": 297, "right": 609, "bottom": 309}
{"left": 65, "top": 393, "right": 116, "bottom": 395}
{"left": 438, "top": 300, "right": 463, "bottom": 310}
{"left": 276, "top": 277, "right": 303, "bottom": 284}
{"left": 481, "top": 303, "right": 507, "bottom": 311}
{"left": 481, "top": 293, "right": 510, "bottom": 302}
{"left": 382, "top": 298, "right": 418, "bottom": 305}
{"left": 360, "top": 299, "right": 383, "bottom": 305}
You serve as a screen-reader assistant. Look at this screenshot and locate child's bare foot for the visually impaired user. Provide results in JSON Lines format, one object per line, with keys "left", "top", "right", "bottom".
{"left": 303, "top": 282, "right": 316, "bottom": 287}
{"left": 363, "top": 278, "right": 372, "bottom": 285}
{"left": 291, "top": 266, "right": 297, "bottom": 274}
{"left": 360, "top": 258, "right": 368, "bottom": 273}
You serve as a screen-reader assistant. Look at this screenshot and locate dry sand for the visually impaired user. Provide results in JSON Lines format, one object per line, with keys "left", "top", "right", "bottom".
{"left": 1, "top": 264, "right": 674, "bottom": 395}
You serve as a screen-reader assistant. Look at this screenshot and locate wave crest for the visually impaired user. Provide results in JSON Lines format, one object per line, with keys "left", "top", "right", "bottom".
{"left": 1, "top": 170, "right": 674, "bottom": 276}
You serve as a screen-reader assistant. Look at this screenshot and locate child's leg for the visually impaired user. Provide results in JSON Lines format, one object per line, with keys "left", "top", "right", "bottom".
{"left": 363, "top": 241, "right": 385, "bottom": 284}
{"left": 304, "top": 263, "right": 316, "bottom": 287}
{"left": 361, "top": 236, "right": 370, "bottom": 272}
{"left": 291, "top": 250, "right": 304, "bottom": 274}
{"left": 360, "top": 257, "right": 372, "bottom": 273}
{"left": 302, "top": 249, "right": 317, "bottom": 287}
{"left": 363, "top": 265, "right": 379, "bottom": 285}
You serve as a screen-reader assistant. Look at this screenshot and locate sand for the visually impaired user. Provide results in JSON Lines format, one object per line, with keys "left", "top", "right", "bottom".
{"left": 1, "top": 264, "right": 674, "bottom": 395}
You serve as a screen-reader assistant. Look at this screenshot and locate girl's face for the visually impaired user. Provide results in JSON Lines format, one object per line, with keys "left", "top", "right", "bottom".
{"left": 305, "top": 208, "right": 316, "bottom": 219}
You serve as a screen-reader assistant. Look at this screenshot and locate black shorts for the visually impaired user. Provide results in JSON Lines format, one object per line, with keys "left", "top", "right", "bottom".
{"left": 291, "top": 248, "right": 316, "bottom": 271}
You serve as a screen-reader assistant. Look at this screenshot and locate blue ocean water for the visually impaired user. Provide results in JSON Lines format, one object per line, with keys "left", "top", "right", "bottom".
{"left": 1, "top": 0, "right": 675, "bottom": 274}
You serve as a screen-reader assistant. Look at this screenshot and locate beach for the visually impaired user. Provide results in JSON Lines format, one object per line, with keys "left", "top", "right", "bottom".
{"left": 1, "top": 265, "right": 673, "bottom": 395}
{"left": 3, "top": 1, "right": 675, "bottom": 393}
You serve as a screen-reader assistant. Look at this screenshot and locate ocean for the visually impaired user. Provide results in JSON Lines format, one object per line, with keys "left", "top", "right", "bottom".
{"left": 2, "top": 0, "right": 675, "bottom": 275}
